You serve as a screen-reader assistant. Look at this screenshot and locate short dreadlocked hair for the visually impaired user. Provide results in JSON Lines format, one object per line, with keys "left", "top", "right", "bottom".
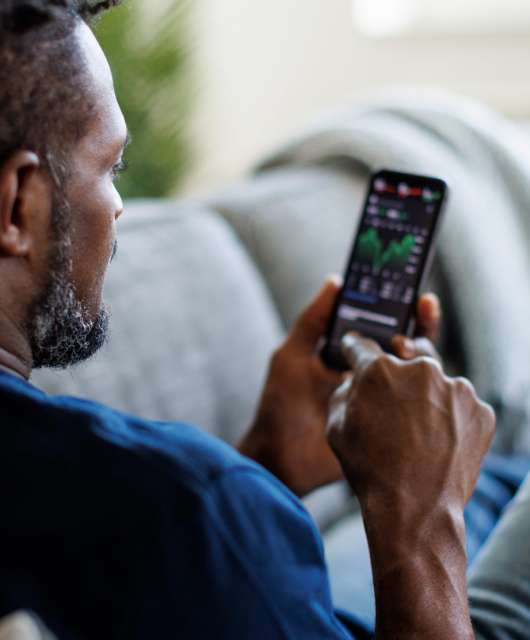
{"left": 0, "top": 0, "right": 121, "bottom": 186}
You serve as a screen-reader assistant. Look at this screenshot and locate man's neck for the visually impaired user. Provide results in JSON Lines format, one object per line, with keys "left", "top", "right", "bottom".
{"left": 0, "top": 363, "right": 24, "bottom": 380}
{"left": 0, "top": 305, "right": 33, "bottom": 380}
{"left": 0, "top": 346, "right": 31, "bottom": 380}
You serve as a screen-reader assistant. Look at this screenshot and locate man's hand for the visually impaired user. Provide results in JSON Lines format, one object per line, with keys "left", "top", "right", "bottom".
{"left": 327, "top": 334, "right": 496, "bottom": 639}
{"left": 239, "top": 278, "right": 443, "bottom": 497}
{"left": 238, "top": 276, "right": 345, "bottom": 497}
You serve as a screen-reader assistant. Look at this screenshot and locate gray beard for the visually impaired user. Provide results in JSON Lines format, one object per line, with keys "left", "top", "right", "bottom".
{"left": 28, "top": 195, "right": 110, "bottom": 370}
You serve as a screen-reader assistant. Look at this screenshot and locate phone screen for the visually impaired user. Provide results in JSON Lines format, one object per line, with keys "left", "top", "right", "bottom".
{"left": 322, "top": 169, "right": 447, "bottom": 369}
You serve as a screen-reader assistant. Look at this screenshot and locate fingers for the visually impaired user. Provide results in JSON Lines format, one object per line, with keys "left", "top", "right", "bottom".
{"left": 290, "top": 274, "right": 343, "bottom": 351}
{"left": 391, "top": 335, "right": 441, "bottom": 362}
{"left": 392, "top": 292, "right": 442, "bottom": 362}
{"left": 415, "top": 293, "right": 441, "bottom": 342}
{"left": 340, "top": 333, "right": 383, "bottom": 372}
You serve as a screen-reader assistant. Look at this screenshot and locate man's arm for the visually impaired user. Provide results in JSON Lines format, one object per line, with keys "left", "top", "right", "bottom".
{"left": 362, "top": 490, "right": 471, "bottom": 639}
{"left": 328, "top": 335, "right": 495, "bottom": 639}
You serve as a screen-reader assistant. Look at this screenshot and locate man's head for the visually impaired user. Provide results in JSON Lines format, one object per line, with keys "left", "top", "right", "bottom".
{"left": 0, "top": 0, "right": 127, "bottom": 373}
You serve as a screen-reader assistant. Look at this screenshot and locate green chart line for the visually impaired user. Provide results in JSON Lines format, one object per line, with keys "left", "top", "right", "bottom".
{"left": 357, "top": 227, "right": 415, "bottom": 271}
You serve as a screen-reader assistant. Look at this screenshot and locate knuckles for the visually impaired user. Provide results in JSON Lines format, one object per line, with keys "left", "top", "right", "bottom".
{"left": 356, "top": 353, "right": 445, "bottom": 394}
{"left": 412, "top": 355, "right": 444, "bottom": 377}
{"left": 361, "top": 354, "right": 399, "bottom": 386}
{"left": 452, "top": 376, "right": 477, "bottom": 397}
{"left": 479, "top": 401, "right": 497, "bottom": 437}
{"left": 481, "top": 401, "right": 496, "bottom": 424}
{"left": 450, "top": 377, "right": 496, "bottom": 442}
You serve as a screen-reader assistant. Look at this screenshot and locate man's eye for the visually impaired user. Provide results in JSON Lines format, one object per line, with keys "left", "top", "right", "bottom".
{"left": 111, "top": 159, "right": 129, "bottom": 181}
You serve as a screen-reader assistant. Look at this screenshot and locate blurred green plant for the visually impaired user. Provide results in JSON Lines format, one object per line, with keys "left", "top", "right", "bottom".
{"left": 96, "top": 1, "right": 191, "bottom": 198}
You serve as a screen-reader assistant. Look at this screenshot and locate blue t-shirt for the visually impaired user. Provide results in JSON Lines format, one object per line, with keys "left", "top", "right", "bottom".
{"left": 0, "top": 371, "right": 371, "bottom": 639}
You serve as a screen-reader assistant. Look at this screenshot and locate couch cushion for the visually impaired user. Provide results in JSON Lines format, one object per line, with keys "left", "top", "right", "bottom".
{"left": 210, "top": 164, "right": 370, "bottom": 329}
{"left": 32, "top": 200, "right": 283, "bottom": 445}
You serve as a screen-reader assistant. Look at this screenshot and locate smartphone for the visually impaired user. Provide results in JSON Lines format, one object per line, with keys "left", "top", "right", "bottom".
{"left": 321, "top": 169, "right": 448, "bottom": 370}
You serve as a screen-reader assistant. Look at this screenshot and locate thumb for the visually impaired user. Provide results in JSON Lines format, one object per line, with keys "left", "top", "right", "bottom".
{"left": 415, "top": 293, "right": 441, "bottom": 342}
{"left": 290, "top": 275, "right": 343, "bottom": 351}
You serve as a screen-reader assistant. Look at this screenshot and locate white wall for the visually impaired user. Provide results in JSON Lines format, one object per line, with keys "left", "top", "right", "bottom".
{"left": 182, "top": 0, "right": 530, "bottom": 196}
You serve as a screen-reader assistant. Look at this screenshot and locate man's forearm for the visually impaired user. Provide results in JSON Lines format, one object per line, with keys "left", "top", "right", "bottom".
{"left": 362, "top": 497, "right": 474, "bottom": 640}
{"left": 237, "top": 431, "right": 305, "bottom": 497}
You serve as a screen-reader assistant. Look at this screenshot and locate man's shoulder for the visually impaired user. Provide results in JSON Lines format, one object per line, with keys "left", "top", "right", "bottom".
{"left": 0, "top": 370, "right": 268, "bottom": 497}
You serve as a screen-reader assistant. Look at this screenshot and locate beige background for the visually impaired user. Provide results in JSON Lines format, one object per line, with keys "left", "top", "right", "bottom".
{"left": 182, "top": 0, "right": 530, "bottom": 196}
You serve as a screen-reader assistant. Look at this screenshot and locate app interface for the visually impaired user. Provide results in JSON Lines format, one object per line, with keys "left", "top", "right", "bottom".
{"left": 329, "top": 173, "right": 444, "bottom": 350}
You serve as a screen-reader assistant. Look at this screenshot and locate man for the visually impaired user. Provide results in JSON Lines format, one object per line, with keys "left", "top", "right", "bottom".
{"left": 0, "top": 1, "right": 523, "bottom": 638}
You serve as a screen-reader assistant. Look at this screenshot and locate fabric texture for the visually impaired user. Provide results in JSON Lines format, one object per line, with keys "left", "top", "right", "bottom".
{"left": 469, "top": 473, "right": 530, "bottom": 640}
{"left": 221, "top": 90, "right": 530, "bottom": 454}
{"left": 32, "top": 201, "right": 284, "bottom": 446}
{"left": 0, "top": 371, "right": 371, "bottom": 640}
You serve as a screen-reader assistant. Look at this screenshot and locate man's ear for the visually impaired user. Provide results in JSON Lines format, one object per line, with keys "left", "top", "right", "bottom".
{"left": 0, "top": 150, "right": 49, "bottom": 258}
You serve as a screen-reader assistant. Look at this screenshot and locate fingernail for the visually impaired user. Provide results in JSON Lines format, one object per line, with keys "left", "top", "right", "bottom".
{"left": 424, "top": 293, "right": 440, "bottom": 316}
{"left": 326, "top": 274, "right": 343, "bottom": 287}
{"left": 342, "top": 332, "right": 357, "bottom": 346}
{"left": 402, "top": 337, "right": 415, "bottom": 354}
